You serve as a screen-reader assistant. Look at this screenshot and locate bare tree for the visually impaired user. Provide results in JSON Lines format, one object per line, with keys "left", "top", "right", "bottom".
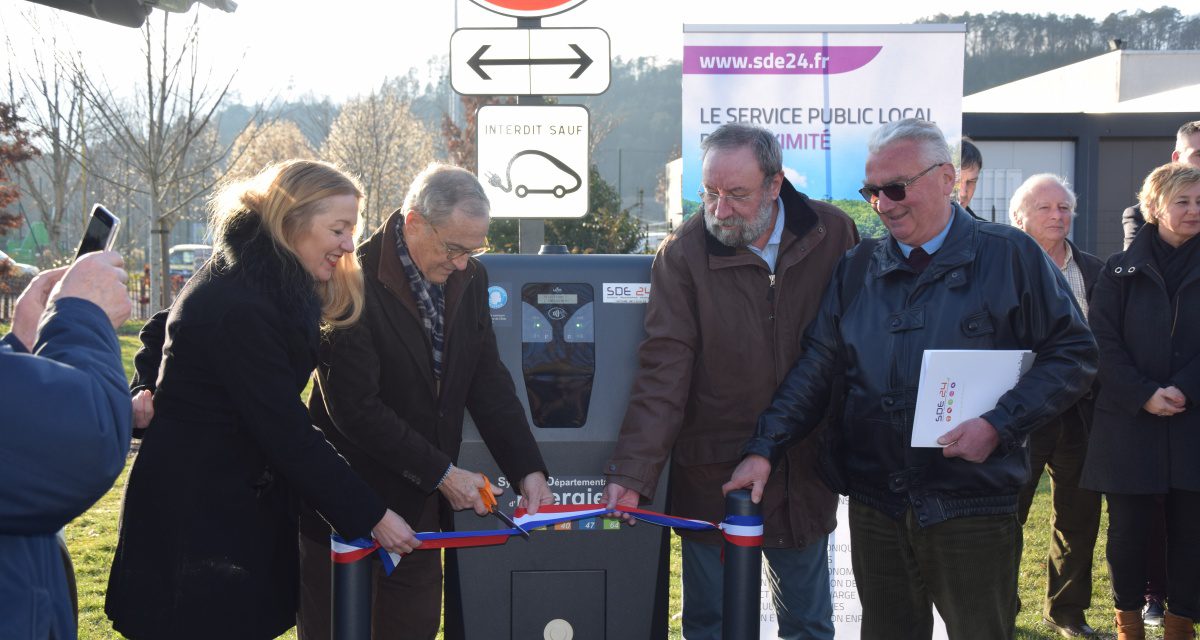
{"left": 322, "top": 78, "right": 436, "bottom": 232}
{"left": 85, "top": 136, "right": 149, "bottom": 262}
{"left": 291, "top": 94, "right": 340, "bottom": 150}
{"left": 440, "top": 94, "right": 521, "bottom": 174}
{"left": 655, "top": 142, "right": 681, "bottom": 212}
{"left": 5, "top": 29, "right": 88, "bottom": 262}
{"left": 226, "top": 120, "right": 314, "bottom": 181}
{"left": 75, "top": 11, "right": 262, "bottom": 308}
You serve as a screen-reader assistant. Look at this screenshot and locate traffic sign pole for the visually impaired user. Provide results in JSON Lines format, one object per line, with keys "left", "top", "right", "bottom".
{"left": 509, "top": 16, "right": 545, "bottom": 254}
{"left": 518, "top": 18, "right": 543, "bottom": 254}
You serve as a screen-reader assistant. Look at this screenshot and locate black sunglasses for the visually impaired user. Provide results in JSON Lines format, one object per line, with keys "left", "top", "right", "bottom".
{"left": 858, "top": 163, "right": 945, "bottom": 204}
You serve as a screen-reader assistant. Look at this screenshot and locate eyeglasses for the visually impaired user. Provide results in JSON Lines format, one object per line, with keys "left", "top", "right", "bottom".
{"left": 428, "top": 221, "right": 491, "bottom": 261}
{"left": 697, "top": 186, "right": 763, "bottom": 209}
{"left": 858, "top": 163, "right": 946, "bottom": 205}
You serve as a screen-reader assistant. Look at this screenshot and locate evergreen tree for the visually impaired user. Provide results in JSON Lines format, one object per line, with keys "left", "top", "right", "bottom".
{"left": 488, "top": 166, "right": 645, "bottom": 254}
{"left": 920, "top": 9, "right": 1200, "bottom": 94}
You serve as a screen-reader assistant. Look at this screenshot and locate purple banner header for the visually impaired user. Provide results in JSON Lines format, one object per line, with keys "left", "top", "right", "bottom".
{"left": 683, "top": 45, "right": 882, "bottom": 75}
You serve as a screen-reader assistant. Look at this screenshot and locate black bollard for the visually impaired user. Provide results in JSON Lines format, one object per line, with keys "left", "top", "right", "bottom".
{"left": 332, "top": 551, "right": 372, "bottom": 640}
{"left": 721, "top": 489, "right": 762, "bottom": 640}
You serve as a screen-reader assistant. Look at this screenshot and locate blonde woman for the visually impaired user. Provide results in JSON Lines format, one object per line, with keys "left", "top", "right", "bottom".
{"left": 106, "top": 161, "right": 417, "bottom": 640}
{"left": 1083, "top": 162, "right": 1200, "bottom": 640}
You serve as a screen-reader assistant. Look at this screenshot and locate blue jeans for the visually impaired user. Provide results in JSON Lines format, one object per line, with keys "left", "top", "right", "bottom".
{"left": 681, "top": 536, "right": 834, "bottom": 640}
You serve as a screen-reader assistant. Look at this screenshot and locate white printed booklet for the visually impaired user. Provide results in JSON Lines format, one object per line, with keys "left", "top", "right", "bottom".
{"left": 911, "top": 349, "right": 1034, "bottom": 448}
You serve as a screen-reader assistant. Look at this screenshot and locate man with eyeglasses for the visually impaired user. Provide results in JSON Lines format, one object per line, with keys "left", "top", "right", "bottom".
{"left": 727, "top": 119, "right": 1098, "bottom": 640}
{"left": 603, "top": 122, "right": 858, "bottom": 639}
{"left": 297, "top": 163, "right": 552, "bottom": 639}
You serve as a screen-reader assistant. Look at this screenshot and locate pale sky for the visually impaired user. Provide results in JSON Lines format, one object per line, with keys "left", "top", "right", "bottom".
{"left": 3, "top": 0, "right": 1199, "bottom": 103}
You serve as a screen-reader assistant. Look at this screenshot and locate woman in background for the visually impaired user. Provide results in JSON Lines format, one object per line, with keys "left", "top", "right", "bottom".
{"left": 106, "top": 160, "right": 418, "bottom": 640}
{"left": 1083, "top": 162, "right": 1200, "bottom": 640}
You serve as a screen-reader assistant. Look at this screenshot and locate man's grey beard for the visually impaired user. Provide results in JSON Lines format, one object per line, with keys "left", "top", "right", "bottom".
{"left": 704, "top": 195, "right": 775, "bottom": 248}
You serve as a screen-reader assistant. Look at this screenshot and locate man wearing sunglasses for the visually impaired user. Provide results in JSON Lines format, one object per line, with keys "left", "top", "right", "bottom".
{"left": 604, "top": 122, "right": 858, "bottom": 640}
{"left": 728, "top": 119, "right": 1098, "bottom": 640}
{"left": 297, "top": 163, "right": 552, "bottom": 639}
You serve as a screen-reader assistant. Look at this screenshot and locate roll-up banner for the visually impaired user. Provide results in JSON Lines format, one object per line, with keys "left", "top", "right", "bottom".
{"left": 681, "top": 24, "right": 965, "bottom": 638}
{"left": 682, "top": 24, "right": 965, "bottom": 241}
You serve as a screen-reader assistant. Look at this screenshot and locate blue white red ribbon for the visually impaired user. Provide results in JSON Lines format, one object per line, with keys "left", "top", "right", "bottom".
{"left": 331, "top": 504, "right": 764, "bottom": 575}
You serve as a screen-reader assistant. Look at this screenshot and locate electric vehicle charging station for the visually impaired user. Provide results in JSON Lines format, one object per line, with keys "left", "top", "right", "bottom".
{"left": 445, "top": 253, "right": 669, "bottom": 640}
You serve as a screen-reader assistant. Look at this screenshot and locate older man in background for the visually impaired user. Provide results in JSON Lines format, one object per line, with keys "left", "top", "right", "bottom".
{"left": 1010, "top": 174, "right": 1104, "bottom": 638}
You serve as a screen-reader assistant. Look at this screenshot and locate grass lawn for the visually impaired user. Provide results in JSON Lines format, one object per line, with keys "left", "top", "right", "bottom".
{"left": 7, "top": 320, "right": 1161, "bottom": 639}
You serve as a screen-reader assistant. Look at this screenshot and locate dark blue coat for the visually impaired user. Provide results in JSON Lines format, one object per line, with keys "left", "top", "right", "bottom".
{"left": 745, "top": 206, "right": 1098, "bottom": 526}
{"left": 1083, "top": 224, "right": 1200, "bottom": 494}
{"left": 0, "top": 298, "right": 131, "bottom": 639}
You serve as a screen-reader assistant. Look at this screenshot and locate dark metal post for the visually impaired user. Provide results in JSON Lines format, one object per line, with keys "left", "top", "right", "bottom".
{"left": 722, "top": 490, "right": 761, "bottom": 640}
{"left": 332, "top": 554, "right": 372, "bottom": 640}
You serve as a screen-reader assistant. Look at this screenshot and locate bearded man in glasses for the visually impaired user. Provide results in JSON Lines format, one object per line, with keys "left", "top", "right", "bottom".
{"left": 297, "top": 163, "right": 552, "bottom": 639}
{"left": 727, "top": 118, "right": 1098, "bottom": 640}
{"left": 603, "top": 122, "right": 858, "bottom": 640}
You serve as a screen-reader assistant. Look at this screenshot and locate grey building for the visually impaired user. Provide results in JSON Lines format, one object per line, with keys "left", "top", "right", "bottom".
{"left": 963, "top": 49, "right": 1200, "bottom": 258}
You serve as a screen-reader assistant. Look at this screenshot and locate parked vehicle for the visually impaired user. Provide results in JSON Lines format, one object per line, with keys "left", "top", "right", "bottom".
{"left": 0, "top": 248, "right": 39, "bottom": 297}
{"left": 168, "top": 244, "right": 212, "bottom": 280}
{"left": 0, "top": 248, "right": 39, "bottom": 277}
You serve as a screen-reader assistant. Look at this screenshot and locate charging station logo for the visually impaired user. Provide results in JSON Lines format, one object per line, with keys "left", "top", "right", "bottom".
{"left": 488, "top": 286, "right": 508, "bottom": 309}
{"left": 934, "top": 379, "right": 956, "bottom": 423}
{"left": 602, "top": 282, "right": 651, "bottom": 304}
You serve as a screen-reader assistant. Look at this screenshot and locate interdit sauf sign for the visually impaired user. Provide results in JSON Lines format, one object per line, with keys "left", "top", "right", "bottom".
{"left": 681, "top": 25, "right": 965, "bottom": 639}
{"left": 681, "top": 25, "right": 965, "bottom": 216}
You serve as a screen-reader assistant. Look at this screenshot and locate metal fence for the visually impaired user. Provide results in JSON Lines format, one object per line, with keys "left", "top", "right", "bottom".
{"left": 0, "top": 270, "right": 158, "bottom": 324}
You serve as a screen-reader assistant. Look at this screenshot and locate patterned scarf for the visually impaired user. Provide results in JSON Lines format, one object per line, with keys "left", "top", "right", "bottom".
{"left": 394, "top": 217, "right": 446, "bottom": 382}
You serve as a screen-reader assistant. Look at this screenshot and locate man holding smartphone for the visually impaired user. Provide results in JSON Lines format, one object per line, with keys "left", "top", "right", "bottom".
{"left": 1, "top": 250, "right": 133, "bottom": 639}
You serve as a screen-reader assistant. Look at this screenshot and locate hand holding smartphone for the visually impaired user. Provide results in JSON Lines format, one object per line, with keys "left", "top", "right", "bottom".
{"left": 75, "top": 204, "right": 121, "bottom": 260}
{"left": 60, "top": 204, "right": 130, "bottom": 327}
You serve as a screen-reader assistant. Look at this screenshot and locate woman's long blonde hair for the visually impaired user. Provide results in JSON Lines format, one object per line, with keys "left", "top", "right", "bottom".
{"left": 209, "top": 159, "right": 366, "bottom": 328}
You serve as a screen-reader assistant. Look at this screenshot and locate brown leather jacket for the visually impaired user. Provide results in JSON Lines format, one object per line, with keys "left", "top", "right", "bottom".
{"left": 605, "top": 179, "right": 858, "bottom": 547}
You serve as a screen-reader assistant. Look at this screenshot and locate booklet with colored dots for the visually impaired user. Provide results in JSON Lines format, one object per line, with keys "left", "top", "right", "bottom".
{"left": 911, "top": 349, "right": 1034, "bottom": 448}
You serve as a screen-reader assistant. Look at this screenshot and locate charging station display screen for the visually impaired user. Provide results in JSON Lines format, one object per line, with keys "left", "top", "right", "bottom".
{"left": 537, "top": 293, "right": 578, "bottom": 305}
{"left": 521, "top": 283, "right": 595, "bottom": 428}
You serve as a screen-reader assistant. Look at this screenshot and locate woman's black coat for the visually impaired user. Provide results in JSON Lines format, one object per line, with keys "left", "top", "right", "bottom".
{"left": 1082, "top": 224, "right": 1200, "bottom": 494}
{"left": 105, "top": 215, "right": 386, "bottom": 640}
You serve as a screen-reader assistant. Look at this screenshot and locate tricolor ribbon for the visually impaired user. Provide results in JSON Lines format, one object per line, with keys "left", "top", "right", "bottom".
{"left": 331, "top": 504, "right": 764, "bottom": 576}
{"left": 716, "top": 514, "right": 765, "bottom": 547}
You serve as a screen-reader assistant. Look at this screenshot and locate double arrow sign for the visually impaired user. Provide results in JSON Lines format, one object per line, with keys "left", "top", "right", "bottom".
{"left": 468, "top": 43, "right": 592, "bottom": 81}
{"left": 451, "top": 27, "right": 610, "bottom": 96}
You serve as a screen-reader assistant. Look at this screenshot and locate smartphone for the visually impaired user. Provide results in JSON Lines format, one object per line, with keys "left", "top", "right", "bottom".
{"left": 75, "top": 204, "right": 121, "bottom": 260}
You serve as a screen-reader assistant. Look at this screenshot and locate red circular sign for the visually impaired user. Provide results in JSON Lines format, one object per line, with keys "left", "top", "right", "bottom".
{"left": 469, "top": 0, "right": 589, "bottom": 18}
